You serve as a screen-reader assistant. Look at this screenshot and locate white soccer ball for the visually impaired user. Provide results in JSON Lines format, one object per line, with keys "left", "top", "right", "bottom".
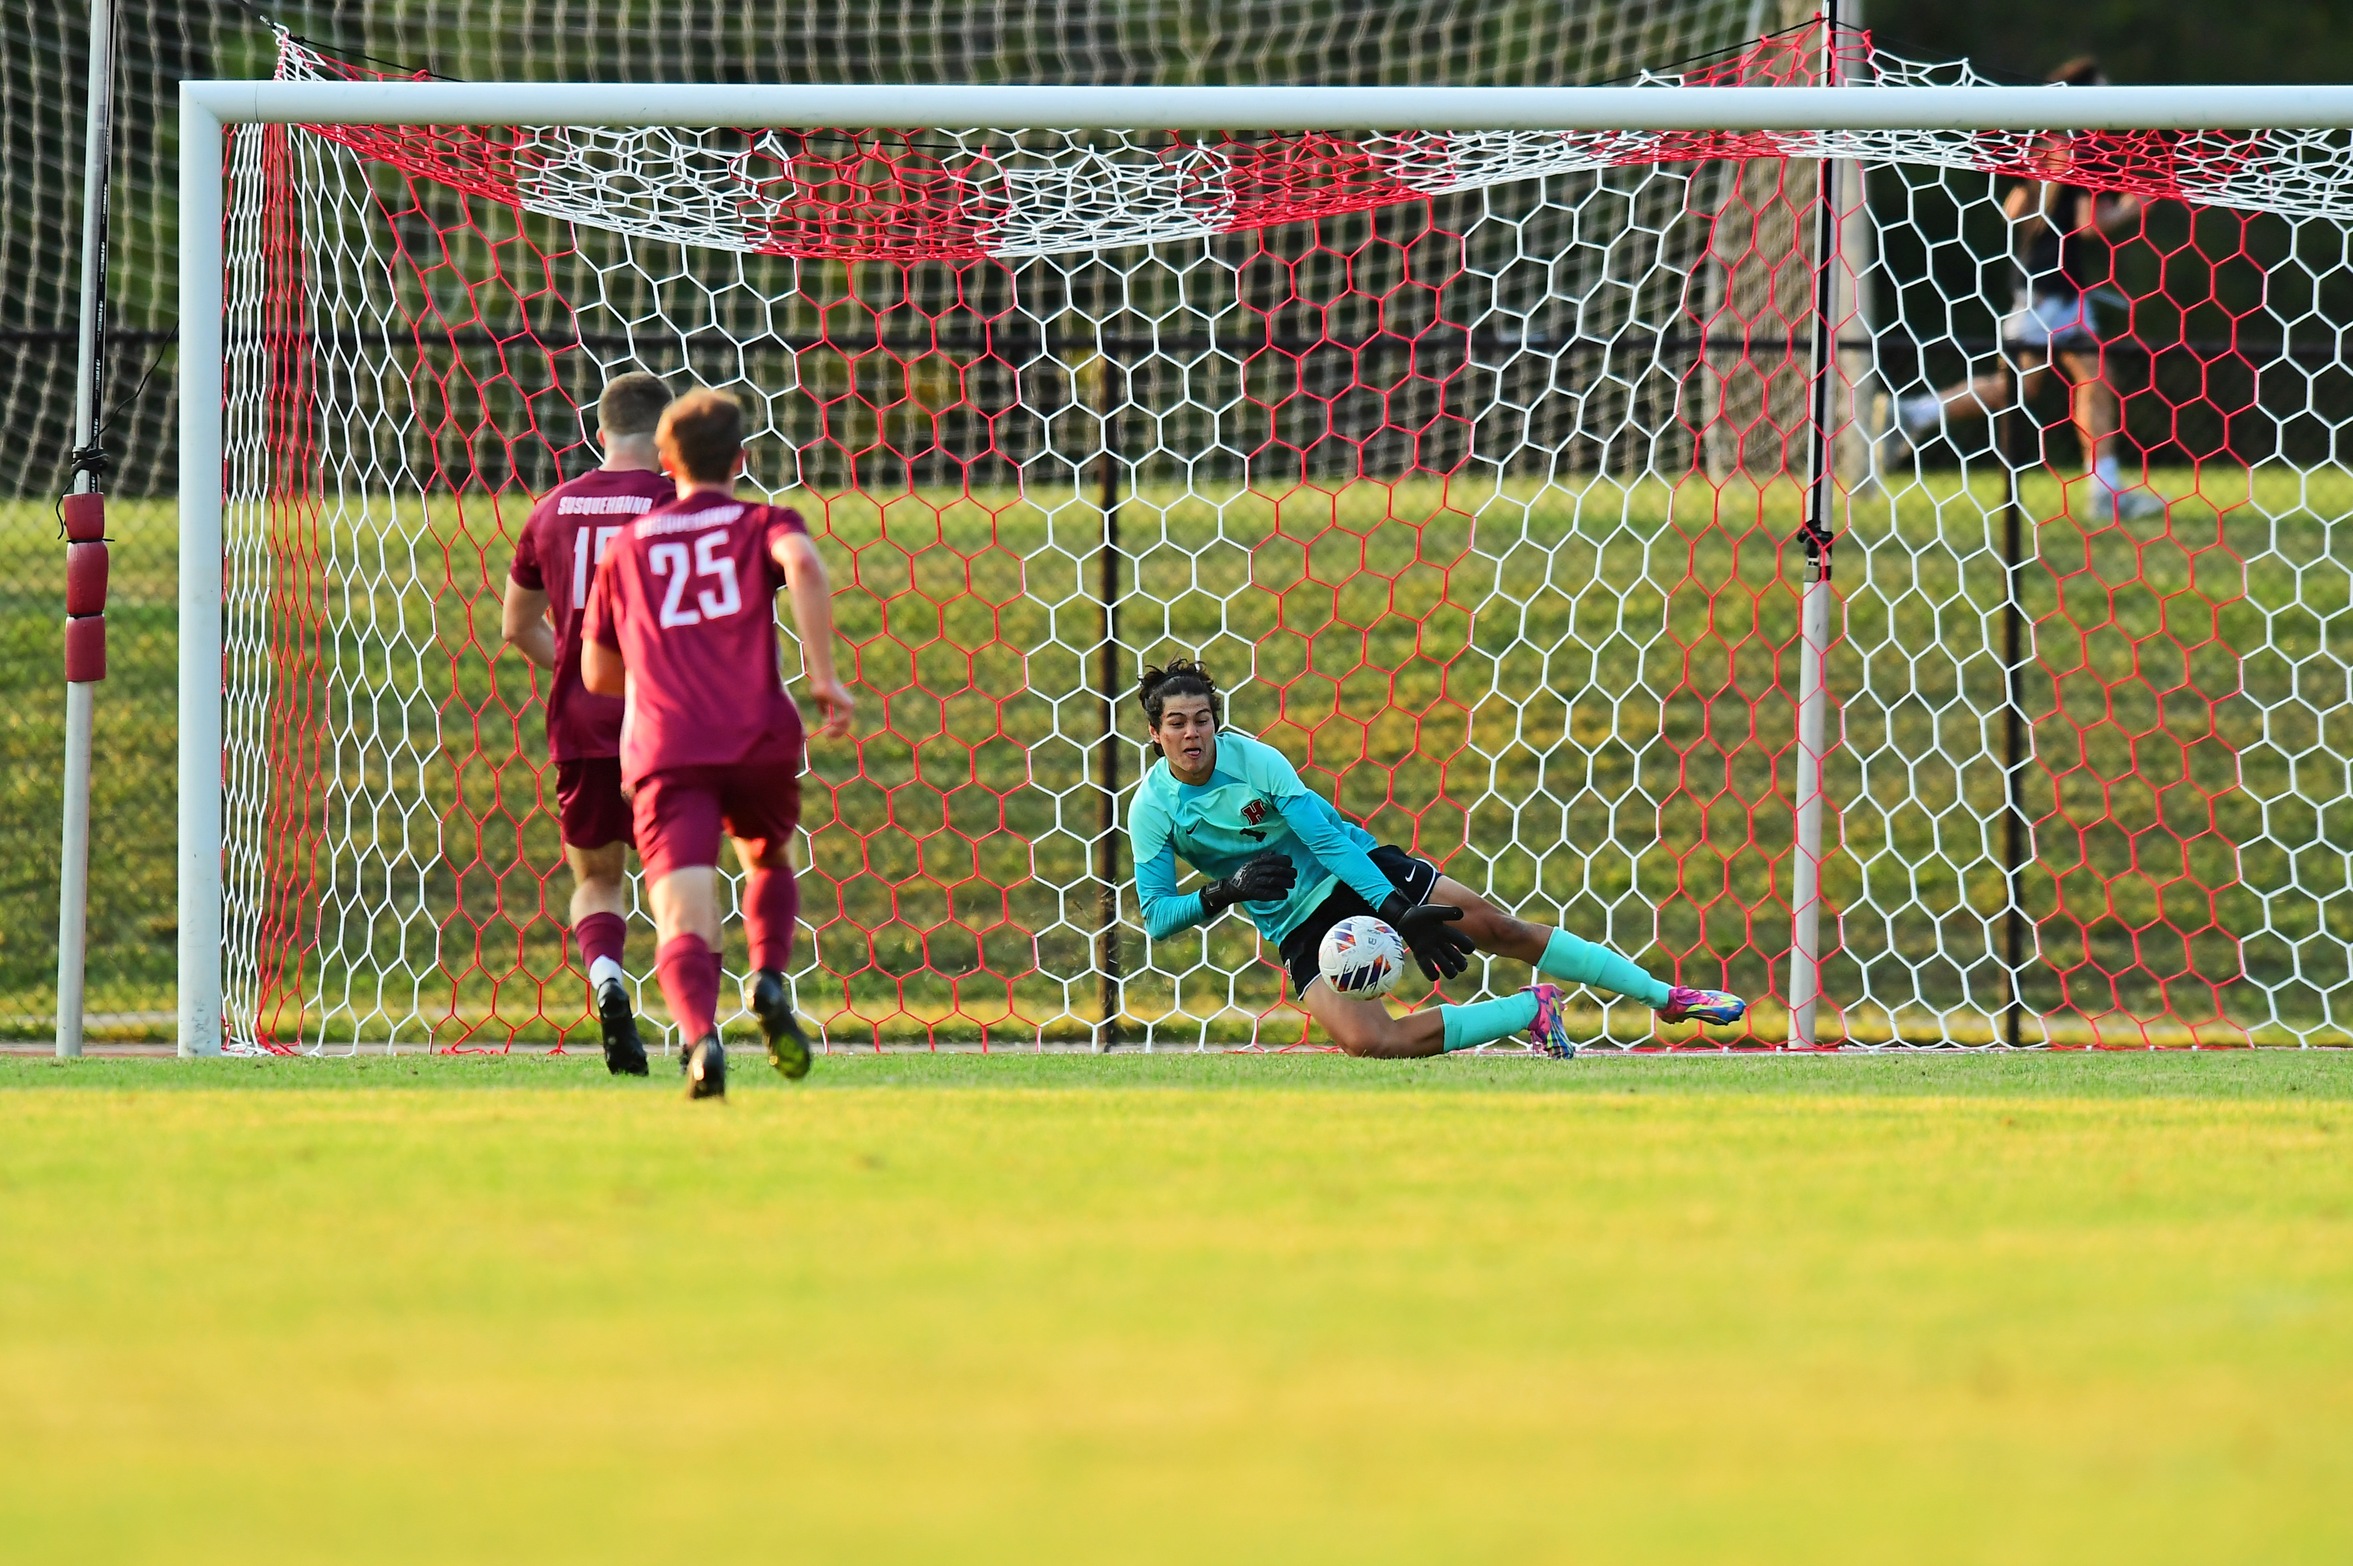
{"left": 1319, "top": 915, "right": 1407, "bottom": 999}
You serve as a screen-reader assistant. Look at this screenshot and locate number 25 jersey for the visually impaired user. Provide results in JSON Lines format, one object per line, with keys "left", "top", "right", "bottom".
{"left": 583, "top": 493, "right": 812, "bottom": 787}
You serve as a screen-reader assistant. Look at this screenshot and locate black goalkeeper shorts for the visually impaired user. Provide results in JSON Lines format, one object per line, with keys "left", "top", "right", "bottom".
{"left": 1277, "top": 844, "right": 1440, "bottom": 1000}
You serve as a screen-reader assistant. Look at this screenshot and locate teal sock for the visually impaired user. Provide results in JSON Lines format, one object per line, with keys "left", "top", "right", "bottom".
{"left": 1538, "top": 927, "right": 1673, "bottom": 1009}
{"left": 1440, "top": 991, "right": 1541, "bottom": 1052}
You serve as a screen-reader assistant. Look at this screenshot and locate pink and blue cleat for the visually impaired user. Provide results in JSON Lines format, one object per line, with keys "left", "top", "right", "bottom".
{"left": 1525, "top": 982, "right": 1577, "bottom": 1058}
{"left": 1658, "top": 986, "right": 1747, "bottom": 1027}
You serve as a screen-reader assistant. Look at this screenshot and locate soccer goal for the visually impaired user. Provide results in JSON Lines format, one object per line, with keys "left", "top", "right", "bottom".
{"left": 177, "top": 33, "right": 2353, "bottom": 1054}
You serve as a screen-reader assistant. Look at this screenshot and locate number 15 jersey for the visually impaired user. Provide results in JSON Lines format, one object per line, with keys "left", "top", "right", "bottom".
{"left": 583, "top": 492, "right": 812, "bottom": 788}
{"left": 506, "top": 466, "right": 678, "bottom": 764}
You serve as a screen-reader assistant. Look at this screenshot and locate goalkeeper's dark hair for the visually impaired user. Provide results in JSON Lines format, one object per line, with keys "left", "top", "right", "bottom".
{"left": 1137, "top": 657, "right": 1222, "bottom": 730}
{"left": 2047, "top": 56, "right": 2105, "bottom": 87}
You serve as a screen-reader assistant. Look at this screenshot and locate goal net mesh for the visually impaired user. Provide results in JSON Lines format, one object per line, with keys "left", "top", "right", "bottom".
{"left": 0, "top": 0, "right": 1768, "bottom": 1038}
{"left": 214, "top": 25, "right": 2353, "bottom": 1051}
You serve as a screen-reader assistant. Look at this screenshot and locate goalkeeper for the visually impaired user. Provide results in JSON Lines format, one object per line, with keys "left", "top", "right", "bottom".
{"left": 1128, "top": 659, "right": 1744, "bottom": 1058}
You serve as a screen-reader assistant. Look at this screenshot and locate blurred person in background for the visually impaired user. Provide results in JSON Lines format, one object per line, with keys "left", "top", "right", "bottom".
{"left": 1893, "top": 56, "right": 2163, "bottom": 522}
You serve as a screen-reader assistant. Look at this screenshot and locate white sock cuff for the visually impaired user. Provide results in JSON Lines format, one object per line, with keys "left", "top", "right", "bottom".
{"left": 589, "top": 955, "right": 627, "bottom": 991}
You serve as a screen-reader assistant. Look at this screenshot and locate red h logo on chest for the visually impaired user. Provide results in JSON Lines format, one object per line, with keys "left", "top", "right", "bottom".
{"left": 1240, "top": 799, "right": 1267, "bottom": 826}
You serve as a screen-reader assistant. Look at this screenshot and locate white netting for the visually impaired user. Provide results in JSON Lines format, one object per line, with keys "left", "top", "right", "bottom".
{"left": 211, "top": 30, "right": 2353, "bottom": 1051}
{"left": 276, "top": 30, "right": 2353, "bottom": 263}
{"left": 6, "top": 0, "right": 1774, "bottom": 1037}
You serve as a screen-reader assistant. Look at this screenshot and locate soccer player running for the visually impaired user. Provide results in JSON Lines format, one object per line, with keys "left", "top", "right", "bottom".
{"left": 1892, "top": 57, "right": 2160, "bottom": 523}
{"left": 502, "top": 371, "right": 678, "bottom": 1075}
{"left": 1128, "top": 660, "right": 1745, "bottom": 1058}
{"left": 582, "top": 388, "right": 854, "bottom": 1098}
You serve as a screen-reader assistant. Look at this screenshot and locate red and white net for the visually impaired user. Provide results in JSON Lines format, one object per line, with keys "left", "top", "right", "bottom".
{"left": 217, "top": 26, "right": 2353, "bottom": 1051}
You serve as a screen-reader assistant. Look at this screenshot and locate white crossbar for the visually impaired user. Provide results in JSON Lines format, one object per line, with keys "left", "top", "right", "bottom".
{"left": 182, "top": 81, "right": 2353, "bottom": 133}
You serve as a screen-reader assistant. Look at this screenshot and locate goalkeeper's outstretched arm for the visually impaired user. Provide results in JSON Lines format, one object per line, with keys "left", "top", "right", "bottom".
{"left": 1132, "top": 830, "right": 1209, "bottom": 941}
{"left": 1132, "top": 805, "right": 1299, "bottom": 940}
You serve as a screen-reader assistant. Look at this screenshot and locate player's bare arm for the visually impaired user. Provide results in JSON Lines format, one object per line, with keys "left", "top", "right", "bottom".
{"left": 501, "top": 578, "right": 558, "bottom": 671}
{"left": 773, "top": 530, "right": 854, "bottom": 738}
{"left": 582, "top": 631, "right": 624, "bottom": 696}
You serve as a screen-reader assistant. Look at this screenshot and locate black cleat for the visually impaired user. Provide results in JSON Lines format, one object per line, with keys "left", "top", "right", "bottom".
{"left": 750, "top": 969, "right": 813, "bottom": 1080}
{"left": 684, "top": 1032, "right": 728, "bottom": 1100}
{"left": 597, "top": 981, "right": 649, "bottom": 1076}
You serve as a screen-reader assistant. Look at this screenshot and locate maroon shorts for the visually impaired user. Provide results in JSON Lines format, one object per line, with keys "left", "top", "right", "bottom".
{"left": 554, "top": 756, "right": 633, "bottom": 850}
{"left": 631, "top": 760, "right": 805, "bottom": 880}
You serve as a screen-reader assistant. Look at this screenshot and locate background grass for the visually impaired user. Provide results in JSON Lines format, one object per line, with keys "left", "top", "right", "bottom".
{"left": 7, "top": 459, "right": 2352, "bottom": 1048}
{"left": 0, "top": 1050, "right": 2347, "bottom": 1564}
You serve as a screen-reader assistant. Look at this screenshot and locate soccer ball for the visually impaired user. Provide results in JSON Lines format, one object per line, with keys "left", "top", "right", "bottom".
{"left": 1319, "top": 915, "right": 1406, "bottom": 999}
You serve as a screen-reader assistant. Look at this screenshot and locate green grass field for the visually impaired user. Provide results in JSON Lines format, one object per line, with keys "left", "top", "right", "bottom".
{"left": 3, "top": 1049, "right": 2349, "bottom": 1563}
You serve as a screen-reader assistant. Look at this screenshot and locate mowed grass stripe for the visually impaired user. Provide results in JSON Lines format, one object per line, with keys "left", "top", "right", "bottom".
{"left": 0, "top": 1053, "right": 2348, "bottom": 1563}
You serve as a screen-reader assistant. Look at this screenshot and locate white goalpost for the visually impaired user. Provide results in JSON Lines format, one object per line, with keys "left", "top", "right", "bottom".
{"left": 176, "top": 65, "right": 2353, "bottom": 1056}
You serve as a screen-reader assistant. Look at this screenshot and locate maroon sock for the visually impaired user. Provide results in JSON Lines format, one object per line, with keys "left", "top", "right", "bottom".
{"left": 575, "top": 911, "right": 627, "bottom": 973}
{"left": 743, "top": 867, "right": 801, "bottom": 973}
{"left": 655, "top": 934, "right": 720, "bottom": 1040}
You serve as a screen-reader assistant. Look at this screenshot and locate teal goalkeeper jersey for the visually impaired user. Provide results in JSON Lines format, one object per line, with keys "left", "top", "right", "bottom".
{"left": 1129, "top": 729, "right": 1400, "bottom": 946}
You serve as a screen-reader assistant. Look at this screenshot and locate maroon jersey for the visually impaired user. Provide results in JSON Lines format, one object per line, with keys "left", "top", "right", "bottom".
{"left": 583, "top": 492, "right": 811, "bottom": 786}
{"left": 508, "top": 466, "right": 678, "bottom": 762}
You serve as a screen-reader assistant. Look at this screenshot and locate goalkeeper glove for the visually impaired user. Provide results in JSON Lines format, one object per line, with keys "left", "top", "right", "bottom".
{"left": 1199, "top": 851, "right": 1298, "bottom": 915}
{"left": 1379, "top": 893, "right": 1476, "bottom": 982}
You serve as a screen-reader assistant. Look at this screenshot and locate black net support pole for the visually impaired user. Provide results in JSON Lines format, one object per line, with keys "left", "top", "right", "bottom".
{"left": 1998, "top": 397, "right": 2029, "bottom": 1048}
{"left": 1094, "top": 350, "right": 1126, "bottom": 1051}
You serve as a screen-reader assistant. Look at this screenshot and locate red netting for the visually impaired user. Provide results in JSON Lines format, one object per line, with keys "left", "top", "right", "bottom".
{"left": 214, "top": 34, "right": 2353, "bottom": 1051}
{"left": 239, "top": 124, "right": 330, "bottom": 1050}
{"left": 2013, "top": 211, "right": 2266, "bottom": 1047}
{"left": 276, "top": 23, "right": 2333, "bottom": 268}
